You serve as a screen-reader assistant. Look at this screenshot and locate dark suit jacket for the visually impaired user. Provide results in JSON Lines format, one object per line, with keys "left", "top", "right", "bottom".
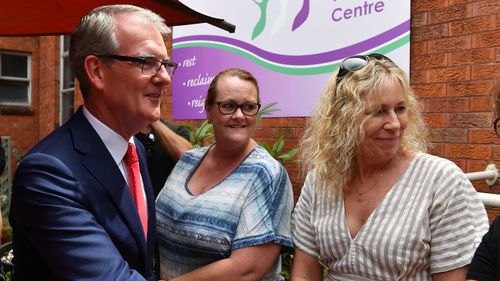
{"left": 9, "top": 107, "right": 157, "bottom": 281}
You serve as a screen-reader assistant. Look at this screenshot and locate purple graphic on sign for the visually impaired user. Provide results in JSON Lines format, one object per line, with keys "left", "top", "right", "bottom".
{"left": 172, "top": 47, "right": 328, "bottom": 120}
{"left": 292, "top": 0, "right": 309, "bottom": 31}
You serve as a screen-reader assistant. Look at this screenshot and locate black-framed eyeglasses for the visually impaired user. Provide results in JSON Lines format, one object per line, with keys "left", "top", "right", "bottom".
{"left": 97, "top": 54, "right": 178, "bottom": 77}
{"left": 494, "top": 116, "right": 500, "bottom": 137}
{"left": 336, "top": 53, "right": 393, "bottom": 83}
{"left": 216, "top": 101, "right": 261, "bottom": 116}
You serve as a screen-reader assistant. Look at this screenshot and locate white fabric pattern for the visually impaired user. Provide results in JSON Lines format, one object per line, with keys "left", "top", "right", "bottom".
{"left": 292, "top": 153, "right": 489, "bottom": 281}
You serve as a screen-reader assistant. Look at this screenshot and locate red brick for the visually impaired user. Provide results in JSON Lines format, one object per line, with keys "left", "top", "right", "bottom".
{"left": 428, "top": 143, "right": 446, "bottom": 157}
{"left": 426, "top": 97, "right": 469, "bottom": 112}
{"left": 470, "top": 128, "right": 497, "bottom": 144}
{"left": 410, "top": 41, "right": 428, "bottom": 55}
{"left": 429, "top": 5, "right": 468, "bottom": 24}
{"left": 284, "top": 117, "right": 307, "bottom": 128}
{"left": 473, "top": 0, "right": 500, "bottom": 16}
{"left": 427, "top": 66, "right": 470, "bottom": 83}
{"left": 410, "top": 69, "right": 427, "bottom": 84}
{"left": 413, "top": 83, "right": 446, "bottom": 98}
{"left": 261, "top": 117, "right": 285, "bottom": 127}
{"left": 412, "top": 12, "right": 428, "bottom": 28}
{"left": 449, "top": 48, "right": 496, "bottom": 66}
{"left": 428, "top": 128, "right": 468, "bottom": 143}
{"left": 450, "top": 15, "right": 495, "bottom": 36}
{"left": 486, "top": 208, "right": 500, "bottom": 223}
{"left": 446, "top": 143, "right": 491, "bottom": 159}
{"left": 471, "top": 96, "right": 492, "bottom": 112}
{"left": 422, "top": 113, "right": 447, "bottom": 127}
{"left": 467, "top": 159, "right": 491, "bottom": 174}
{"left": 428, "top": 36, "right": 471, "bottom": 53}
{"left": 473, "top": 30, "right": 500, "bottom": 48}
{"left": 448, "top": 0, "right": 467, "bottom": 6}
{"left": 447, "top": 80, "right": 492, "bottom": 97}
{"left": 412, "top": 0, "right": 448, "bottom": 13}
{"left": 411, "top": 53, "right": 447, "bottom": 68}
{"left": 448, "top": 112, "right": 491, "bottom": 127}
{"left": 412, "top": 24, "right": 448, "bottom": 42}
{"left": 493, "top": 146, "right": 500, "bottom": 160}
{"left": 450, "top": 158, "right": 467, "bottom": 172}
{"left": 471, "top": 63, "right": 500, "bottom": 80}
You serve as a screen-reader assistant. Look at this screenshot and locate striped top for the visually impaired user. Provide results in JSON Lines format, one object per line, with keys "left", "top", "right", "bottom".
{"left": 292, "top": 153, "right": 489, "bottom": 281}
{"left": 156, "top": 145, "right": 294, "bottom": 280}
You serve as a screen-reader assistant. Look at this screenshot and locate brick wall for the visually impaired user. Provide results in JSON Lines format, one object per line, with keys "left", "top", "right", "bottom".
{"left": 1, "top": 0, "right": 500, "bottom": 217}
{"left": 410, "top": 0, "right": 500, "bottom": 220}
{"left": 0, "top": 36, "right": 60, "bottom": 179}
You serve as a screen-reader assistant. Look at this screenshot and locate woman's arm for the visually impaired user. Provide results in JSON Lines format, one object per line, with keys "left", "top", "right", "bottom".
{"left": 290, "top": 249, "right": 323, "bottom": 281}
{"left": 433, "top": 266, "right": 467, "bottom": 281}
{"left": 170, "top": 242, "right": 281, "bottom": 281}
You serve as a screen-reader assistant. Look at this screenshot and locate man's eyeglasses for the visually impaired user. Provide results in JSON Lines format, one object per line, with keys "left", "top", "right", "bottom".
{"left": 97, "top": 54, "right": 178, "bottom": 77}
{"left": 336, "top": 53, "right": 392, "bottom": 83}
{"left": 216, "top": 101, "right": 261, "bottom": 116}
{"left": 494, "top": 116, "right": 500, "bottom": 137}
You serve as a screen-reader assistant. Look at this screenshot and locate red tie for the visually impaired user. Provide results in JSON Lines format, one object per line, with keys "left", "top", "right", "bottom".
{"left": 124, "top": 143, "right": 148, "bottom": 237}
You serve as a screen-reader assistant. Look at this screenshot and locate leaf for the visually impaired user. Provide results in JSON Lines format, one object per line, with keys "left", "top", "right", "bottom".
{"left": 272, "top": 136, "right": 285, "bottom": 153}
{"left": 277, "top": 148, "right": 299, "bottom": 163}
{"left": 258, "top": 142, "right": 275, "bottom": 157}
{"left": 258, "top": 101, "right": 281, "bottom": 119}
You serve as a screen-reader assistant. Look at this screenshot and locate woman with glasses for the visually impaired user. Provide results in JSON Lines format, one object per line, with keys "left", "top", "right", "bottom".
{"left": 467, "top": 76, "right": 500, "bottom": 281}
{"left": 156, "top": 68, "right": 294, "bottom": 281}
{"left": 291, "top": 54, "right": 488, "bottom": 281}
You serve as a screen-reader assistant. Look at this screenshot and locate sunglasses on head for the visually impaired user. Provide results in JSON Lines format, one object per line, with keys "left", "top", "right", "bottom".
{"left": 336, "top": 53, "right": 393, "bottom": 83}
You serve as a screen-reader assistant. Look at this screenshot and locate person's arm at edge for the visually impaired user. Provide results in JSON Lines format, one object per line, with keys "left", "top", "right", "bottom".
{"left": 432, "top": 267, "right": 467, "bottom": 281}
{"left": 150, "top": 120, "right": 191, "bottom": 160}
{"left": 290, "top": 248, "right": 323, "bottom": 281}
{"left": 170, "top": 242, "right": 281, "bottom": 281}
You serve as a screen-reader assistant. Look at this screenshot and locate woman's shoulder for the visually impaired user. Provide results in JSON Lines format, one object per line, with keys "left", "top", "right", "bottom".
{"left": 251, "top": 145, "right": 284, "bottom": 168}
{"left": 412, "top": 152, "right": 461, "bottom": 172}
{"left": 184, "top": 145, "right": 209, "bottom": 157}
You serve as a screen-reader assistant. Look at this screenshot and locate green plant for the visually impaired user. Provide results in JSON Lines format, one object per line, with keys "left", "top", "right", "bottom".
{"left": 11, "top": 148, "right": 24, "bottom": 162}
{"left": 185, "top": 120, "right": 214, "bottom": 148}
{"left": 257, "top": 101, "right": 281, "bottom": 120}
{"left": 258, "top": 136, "right": 298, "bottom": 164}
{"left": 280, "top": 251, "right": 293, "bottom": 280}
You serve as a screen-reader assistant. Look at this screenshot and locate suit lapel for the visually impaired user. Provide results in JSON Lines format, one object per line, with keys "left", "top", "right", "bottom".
{"left": 69, "top": 108, "right": 148, "bottom": 260}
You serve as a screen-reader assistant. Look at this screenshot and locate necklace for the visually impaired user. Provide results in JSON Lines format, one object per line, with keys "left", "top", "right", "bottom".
{"left": 355, "top": 173, "right": 385, "bottom": 202}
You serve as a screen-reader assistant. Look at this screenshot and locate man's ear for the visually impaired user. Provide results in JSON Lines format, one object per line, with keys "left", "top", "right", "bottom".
{"left": 84, "top": 55, "right": 106, "bottom": 91}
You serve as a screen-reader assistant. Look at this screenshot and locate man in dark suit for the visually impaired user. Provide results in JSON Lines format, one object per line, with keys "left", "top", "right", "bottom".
{"left": 9, "top": 5, "right": 176, "bottom": 280}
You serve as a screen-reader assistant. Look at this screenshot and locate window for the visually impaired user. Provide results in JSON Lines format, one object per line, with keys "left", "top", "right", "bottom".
{"left": 0, "top": 51, "right": 31, "bottom": 105}
{"left": 60, "top": 35, "right": 74, "bottom": 124}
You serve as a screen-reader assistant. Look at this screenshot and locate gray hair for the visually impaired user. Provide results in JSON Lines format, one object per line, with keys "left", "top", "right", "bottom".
{"left": 69, "top": 4, "right": 171, "bottom": 98}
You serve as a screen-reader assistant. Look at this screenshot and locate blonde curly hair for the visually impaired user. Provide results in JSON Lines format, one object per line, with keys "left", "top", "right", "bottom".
{"left": 300, "top": 57, "right": 428, "bottom": 196}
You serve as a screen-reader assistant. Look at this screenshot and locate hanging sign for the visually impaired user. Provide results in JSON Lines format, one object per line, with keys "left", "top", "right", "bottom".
{"left": 172, "top": 0, "right": 410, "bottom": 119}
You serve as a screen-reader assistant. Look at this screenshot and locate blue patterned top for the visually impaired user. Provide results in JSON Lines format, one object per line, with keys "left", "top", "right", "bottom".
{"left": 156, "top": 144, "right": 294, "bottom": 280}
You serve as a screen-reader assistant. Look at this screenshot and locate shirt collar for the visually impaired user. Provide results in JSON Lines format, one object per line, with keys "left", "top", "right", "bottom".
{"left": 82, "top": 106, "right": 134, "bottom": 165}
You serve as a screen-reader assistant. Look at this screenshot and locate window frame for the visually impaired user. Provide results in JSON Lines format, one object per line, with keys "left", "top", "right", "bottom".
{"left": 0, "top": 50, "right": 32, "bottom": 106}
{"left": 59, "top": 35, "right": 75, "bottom": 125}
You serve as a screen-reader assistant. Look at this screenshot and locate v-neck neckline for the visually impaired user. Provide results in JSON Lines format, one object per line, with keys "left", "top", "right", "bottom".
{"left": 341, "top": 153, "right": 420, "bottom": 240}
